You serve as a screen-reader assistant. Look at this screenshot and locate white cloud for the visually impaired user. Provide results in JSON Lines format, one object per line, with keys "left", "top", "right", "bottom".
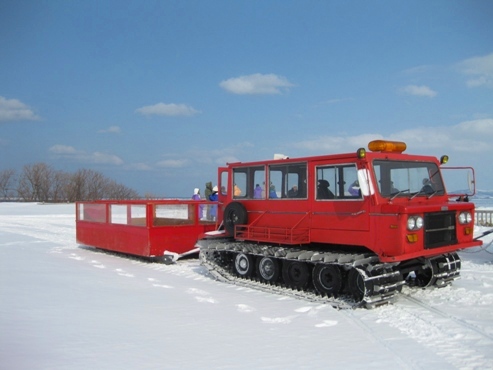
{"left": 294, "top": 133, "right": 384, "bottom": 152}
{"left": 291, "top": 118, "right": 492, "bottom": 155}
{"left": 126, "top": 163, "right": 152, "bottom": 171}
{"left": 219, "top": 73, "right": 294, "bottom": 95}
{"left": 98, "top": 126, "right": 121, "bottom": 134}
{"left": 457, "top": 118, "right": 493, "bottom": 135}
{"left": 49, "top": 145, "right": 78, "bottom": 154}
{"left": 135, "top": 103, "right": 200, "bottom": 117}
{"left": 323, "top": 98, "right": 353, "bottom": 105}
{"left": 91, "top": 152, "right": 124, "bottom": 165}
{"left": 49, "top": 145, "right": 123, "bottom": 165}
{"left": 400, "top": 85, "right": 437, "bottom": 98}
{"left": 457, "top": 52, "right": 493, "bottom": 88}
{"left": 0, "top": 96, "right": 40, "bottom": 122}
{"left": 156, "top": 159, "right": 190, "bottom": 168}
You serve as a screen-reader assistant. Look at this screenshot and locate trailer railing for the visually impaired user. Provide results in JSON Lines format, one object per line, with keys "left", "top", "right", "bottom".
{"left": 475, "top": 210, "right": 493, "bottom": 226}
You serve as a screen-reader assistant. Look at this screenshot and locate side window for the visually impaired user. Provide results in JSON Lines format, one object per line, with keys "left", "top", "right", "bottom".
{"left": 252, "top": 167, "right": 265, "bottom": 199}
{"left": 268, "top": 168, "right": 282, "bottom": 199}
{"left": 220, "top": 171, "right": 228, "bottom": 196}
{"left": 344, "top": 165, "right": 361, "bottom": 198}
{"left": 268, "top": 162, "right": 307, "bottom": 199}
{"left": 316, "top": 164, "right": 360, "bottom": 200}
{"left": 316, "top": 166, "right": 336, "bottom": 200}
{"left": 233, "top": 170, "right": 246, "bottom": 199}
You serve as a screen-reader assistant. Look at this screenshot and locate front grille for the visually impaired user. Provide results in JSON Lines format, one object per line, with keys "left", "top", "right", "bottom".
{"left": 424, "top": 211, "right": 457, "bottom": 249}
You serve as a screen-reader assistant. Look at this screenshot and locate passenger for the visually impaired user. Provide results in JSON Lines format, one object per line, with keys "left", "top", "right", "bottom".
{"left": 317, "top": 179, "right": 334, "bottom": 199}
{"left": 192, "top": 188, "right": 204, "bottom": 219}
{"left": 204, "top": 181, "right": 213, "bottom": 220}
{"left": 253, "top": 184, "right": 262, "bottom": 199}
{"left": 191, "top": 188, "right": 201, "bottom": 200}
{"left": 269, "top": 184, "right": 278, "bottom": 198}
{"left": 348, "top": 180, "right": 361, "bottom": 197}
{"left": 390, "top": 181, "right": 399, "bottom": 194}
{"left": 287, "top": 185, "right": 298, "bottom": 198}
{"left": 234, "top": 184, "right": 242, "bottom": 196}
{"left": 421, "top": 178, "right": 434, "bottom": 194}
{"left": 456, "top": 195, "right": 469, "bottom": 202}
{"left": 209, "top": 186, "right": 219, "bottom": 221}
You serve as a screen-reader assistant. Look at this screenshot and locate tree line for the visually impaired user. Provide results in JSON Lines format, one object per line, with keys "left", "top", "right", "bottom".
{"left": 0, "top": 163, "right": 139, "bottom": 202}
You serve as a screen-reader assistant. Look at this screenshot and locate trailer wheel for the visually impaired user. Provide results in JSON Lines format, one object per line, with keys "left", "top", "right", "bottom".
{"left": 257, "top": 256, "right": 280, "bottom": 283}
{"left": 233, "top": 253, "right": 254, "bottom": 277}
{"left": 282, "top": 261, "right": 310, "bottom": 290}
{"left": 312, "top": 264, "right": 342, "bottom": 297}
{"left": 224, "top": 202, "right": 247, "bottom": 236}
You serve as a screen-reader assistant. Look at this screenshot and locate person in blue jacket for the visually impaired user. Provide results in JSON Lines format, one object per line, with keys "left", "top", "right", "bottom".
{"left": 209, "top": 186, "right": 219, "bottom": 221}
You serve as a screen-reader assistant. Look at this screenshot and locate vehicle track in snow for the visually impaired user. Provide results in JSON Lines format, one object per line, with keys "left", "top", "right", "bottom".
{"left": 400, "top": 292, "right": 493, "bottom": 341}
{"left": 341, "top": 308, "right": 426, "bottom": 370}
{"left": 0, "top": 214, "right": 75, "bottom": 249}
{"left": 374, "top": 288, "right": 493, "bottom": 369}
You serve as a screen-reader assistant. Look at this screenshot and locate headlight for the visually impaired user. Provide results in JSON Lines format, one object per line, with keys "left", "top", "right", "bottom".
{"left": 458, "top": 212, "right": 472, "bottom": 225}
{"left": 407, "top": 216, "right": 424, "bottom": 231}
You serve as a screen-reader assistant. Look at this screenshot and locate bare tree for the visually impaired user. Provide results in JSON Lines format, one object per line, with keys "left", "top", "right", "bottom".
{"left": 86, "top": 171, "right": 110, "bottom": 200}
{"left": 65, "top": 169, "right": 90, "bottom": 202}
{"left": 51, "top": 170, "right": 70, "bottom": 202}
{"left": 0, "top": 169, "right": 16, "bottom": 200}
{"left": 12, "top": 163, "right": 140, "bottom": 202}
{"left": 17, "top": 163, "right": 54, "bottom": 202}
{"left": 105, "top": 180, "right": 139, "bottom": 200}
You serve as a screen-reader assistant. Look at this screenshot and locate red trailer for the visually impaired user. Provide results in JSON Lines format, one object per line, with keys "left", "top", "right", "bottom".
{"left": 76, "top": 199, "right": 217, "bottom": 263}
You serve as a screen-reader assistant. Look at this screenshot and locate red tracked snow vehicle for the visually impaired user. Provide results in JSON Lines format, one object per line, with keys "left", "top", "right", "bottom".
{"left": 197, "top": 140, "right": 482, "bottom": 308}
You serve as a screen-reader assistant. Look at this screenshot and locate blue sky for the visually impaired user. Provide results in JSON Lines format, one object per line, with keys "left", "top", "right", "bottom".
{"left": 1, "top": 0, "right": 492, "bottom": 197}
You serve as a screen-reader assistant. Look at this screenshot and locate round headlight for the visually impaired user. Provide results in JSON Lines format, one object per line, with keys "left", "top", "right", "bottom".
{"left": 458, "top": 212, "right": 472, "bottom": 225}
{"left": 407, "top": 216, "right": 424, "bottom": 231}
{"left": 407, "top": 217, "right": 416, "bottom": 230}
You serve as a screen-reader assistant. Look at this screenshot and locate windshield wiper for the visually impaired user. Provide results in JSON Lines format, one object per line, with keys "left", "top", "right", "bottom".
{"left": 410, "top": 188, "right": 440, "bottom": 200}
{"left": 426, "top": 190, "right": 440, "bottom": 199}
{"left": 390, "top": 189, "right": 410, "bottom": 201}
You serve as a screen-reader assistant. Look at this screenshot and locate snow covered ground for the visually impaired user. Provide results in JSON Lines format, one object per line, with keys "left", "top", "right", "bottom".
{"left": 1, "top": 202, "right": 493, "bottom": 370}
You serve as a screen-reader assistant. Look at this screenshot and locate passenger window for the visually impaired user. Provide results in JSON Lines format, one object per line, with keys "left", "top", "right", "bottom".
{"left": 253, "top": 168, "right": 265, "bottom": 199}
{"left": 268, "top": 162, "right": 307, "bottom": 199}
{"left": 316, "top": 167, "right": 336, "bottom": 200}
{"left": 220, "top": 171, "right": 228, "bottom": 196}
{"left": 344, "top": 166, "right": 361, "bottom": 198}
{"left": 316, "top": 164, "right": 360, "bottom": 200}
{"left": 233, "top": 170, "right": 246, "bottom": 198}
{"left": 268, "top": 169, "right": 282, "bottom": 199}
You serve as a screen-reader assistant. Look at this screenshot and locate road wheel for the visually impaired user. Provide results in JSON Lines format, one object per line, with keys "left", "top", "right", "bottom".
{"left": 312, "top": 264, "right": 342, "bottom": 297}
{"left": 233, "top": 252, "right": 254, "bottom": 277}
{"left": 348, "top": 268, "right": 368, "bottom": 302}
{"left": 257, "top": 256, "right": 280, "bottom": 283}
{"left": 282, "top": 261, "right": 310, "bottom": 290}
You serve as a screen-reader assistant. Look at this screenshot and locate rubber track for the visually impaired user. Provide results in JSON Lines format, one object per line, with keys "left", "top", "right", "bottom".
{"left": 199, "top": 239, "right": 405, "bottom": 309}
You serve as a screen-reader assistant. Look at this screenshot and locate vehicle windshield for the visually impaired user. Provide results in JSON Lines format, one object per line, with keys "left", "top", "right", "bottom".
{"left": 373, "top": 160, "right": 445, "bottom": 198}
